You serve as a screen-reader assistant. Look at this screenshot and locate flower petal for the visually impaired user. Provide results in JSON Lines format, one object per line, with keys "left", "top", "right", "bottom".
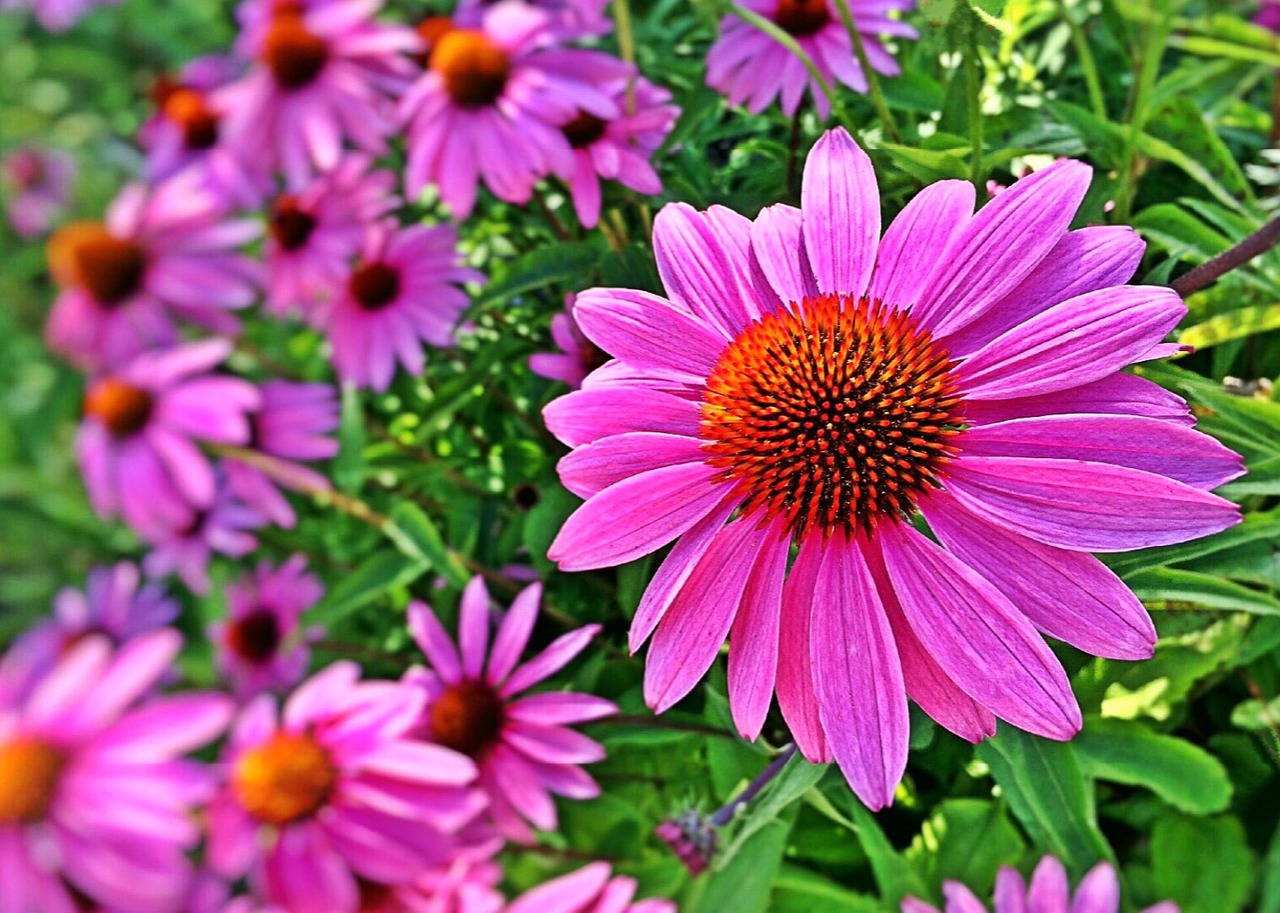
{"left": 504, "top": 625, "right": 600, "bottom": 697}
{"left": 653, "top": 202, "right": 761, "bottom": 337}
{"left": 751, "top": 203, "right": 819, "bottom": 304}
{"left": 557, "top": 432, "right": 704, "bottom": 500}
{"left": 544, "top": 387, "right": 701, "bottom": 447}
{"left": 802, "top": 127, "right": 880, "bottom": 298}
{"left": 408, "top": 602, "right": 462, "bottom": 682}
{"left": 574, "top": 287, "right": 727, "bottom": 376}
{"left": 458, "top": 576, "right": 491, "bottom": 681}
{"left": 868, "top": 179, "right": 974, "bottom": 309}
{"left": 777, "top": 535, "right": 831, "bottom": 763}
{"left": 487, "top": 582, "right": 542, "bottom": 685}
{"left": 727, "top": 516, "right": 790, "bottom": 741}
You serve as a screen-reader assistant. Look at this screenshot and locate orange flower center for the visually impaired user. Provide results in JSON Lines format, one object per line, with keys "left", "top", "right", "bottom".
{"left": 774, "top": 0, "right": 830, "bottom": 36}
{"left": 562, "top": 111, "right": 607, "bottom": 149}
{"left": 162, "top": 87, "right": 221, "bottom": 151}
{"left": 429, "top": 680, "right": 504, "bottom": 758}
{"left": 431, "top": 30, "right": 510, "bottom": 108}
{"left": 83, "top": 378, "right": 154, "bottom": 437}
{"left": 348, "top": 261, "right": 401, "bottom": 310}
{"left": 269, "top": 194, "right": 317, "bottom": 251}
{"left": 699, "top": 295, "right": 963, "bottom": 537}
{"left": 262, "top": 14, "right": 330, "bottom": 90}
{"left": 228, "top": 610, "right": 283, "bottom": 663}
{"left": 414, "top": 15, "right": 456, "bottom": 67}
{"left": 233, "top": 731, "right": 337, "bottom": 825}
{"left": 0, "top": 737, "right": 66, "bottom": 825}
{"left": 48, "top": 222, "right": 147, "bottom": 306}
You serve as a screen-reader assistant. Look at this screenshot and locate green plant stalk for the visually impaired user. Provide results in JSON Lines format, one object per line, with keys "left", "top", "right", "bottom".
{"left": 1114, "top": 0, "right": 1175, "bottom": 221}
{"left": 1061, "top": 0, "right": 1107, "bottom": 119}
{"left": 966, "top": 21, "right": 984, "bottom": 190}
{"left": 731, "top": 6, "right": 844, "bottom": 123}
{"left": 612, "top": 0, "right": 637, "bottom": 112}
{"left": 831, "top": 0, "right": 901, "bottom": 142}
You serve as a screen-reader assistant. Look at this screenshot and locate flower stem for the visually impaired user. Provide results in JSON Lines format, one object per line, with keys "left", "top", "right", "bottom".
{"left": 1170, "top": 215, "right": 1280, "bottom": 298}
{"left": 612, "top": 0, "right": 638, "bottom": 113}
{"left": 710, "top": 744, "right": 800, "bottom": 826}
{"left": 965, "top": 21, "right": 984, "bottom": 190}
{"left": 1114, "top": 0, "right": 1173, "bottom": 221}
{"left": 831, "top": 0, "right": 901, "bottom": 143}
{"left": 731, "top": 6, "right": 843, "bottom": 123}
{"left": 1060, "top": 0, "right": 1106, "bottom": 120}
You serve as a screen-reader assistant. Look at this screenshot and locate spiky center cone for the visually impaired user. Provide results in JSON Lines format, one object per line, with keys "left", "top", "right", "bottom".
{"left": 562, "top": 111, "right": 607, "bottom": 149}
{"left": 414, "top": 15, "right": 456, "bottom": 67}
{"left": 262, "top": 13, "right": 330, "bottom": 91}
{"left": 429, "top": 680, "right": 505, "bottom": 759}
{"left": 432, "top": 30, "right": 511, "bottom": 108}
{"left": 228, "top": 609, "right": 283, "bottom": 663}
{"left": 269, "top": 194, "right": 317, "bottom": 251}
{"left": 699, "top": 294, "right": 964, "bottom": 538}
{"left": 84, "top": 378, "right": 154, "bottom": 438}
{"left": 48, "top": 222, "right": 147, "bottom": 306}
{"left": 349, "top": 261, "right": 402, "bottom": 311}
{"left": 0, "top": 737, "right": 65, "bottom": 824}
{"left": 233, "top": 731, "right": 338, "bottom": 825}
{"left": 775, "top": 0, "right": 830, "bottom": 36}
{"left": 162, "top": 87, "right": 221, "bottom": 151}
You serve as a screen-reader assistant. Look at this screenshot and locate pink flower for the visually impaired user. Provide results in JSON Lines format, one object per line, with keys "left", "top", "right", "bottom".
{"left": 211, "top": 556, "right": 325, "bottom": 699}
{"left": 453, "top": 0, "right": 612, "bottom": 38}
{"left": 544, "top": 128, "right": 1243, "bottom": 809}
{"left": 0, "top": 630, "right": 232, "bottom": 912}
{"left": 0, "top": 0, "right": 116, "bottom": 31}
{"left": 206, "top": 663, "right": 483, "bottom": 913}
{"left": 903, "top": 856, "right": 1179, "bottom": 913}
{"left": 707, "top": 0, "right": 916, "bottom": 118}
{"left": 559, "top": 76, "right": 678, "bottom": 228}
{"left": 224, "top": 380, "right": 341, "bottom": 528}
{"left": 505, "top": 862, "right": 675, "bottom": 913}
{"left": 530, "top": 294, "right": 612, "bottom": 390}
{"left": 350, "top": 833, "right": 505, "bottom": 913}
{"left": 1257, "top": 0, "right": 1280, "bottom": 33}
{"left": 263, "top": 154, "right": 398, "bottom": 319}
{"left": 75, "top": 338, "right": 261, "bottom": 538}
{"left": 45, "top": 175, "right": 261, "bottom": 370}
{"left": 399, "top": 2, "right": 630, "bottom": 217}
{"left": 407, "top": 576, "right": 615, "bottom": 840}
{"left": 325, "top": 222, "right": 481, "bottom": 391}
{"left": 217, "top": 0, "right": 419, "bottom": 188}
{"left": 1, "top": 146, "right": 74, "bottom": 238}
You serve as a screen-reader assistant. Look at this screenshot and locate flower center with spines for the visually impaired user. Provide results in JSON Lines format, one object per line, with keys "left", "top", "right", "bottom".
{"left": 261, "top": 13, "right": 330, "bottom": 90}
{"left": 562, "top": 111, "right": 607, "bottom": 149}
{"left": 431, "top": 30, "right": 510, "bottom": 108}
{"left": 349, "top": 261, "right": 402, "bottom": 310}
{"left": 0, "top": 736, "right": 65, "bottom": 824}
{"left": 228, "top": 609, "right": 283, "bottom": 663}
{"left": 429, "top": 680, "right": 505, "bottom": 759}
{"left": 84, "top": 378, "right": 154, "bottom": 437}
{"left": 269, "top": 195, "right": 317, "bottom": 251}
{"left": 162, "top": 88, "right": 221, "bottom": 150}
{"left": 49, "top": 222, "right": 146, "bottom": 306}
{"left": 699, "top": 295, "right": 964, "bottom": 538}
{"left": 774, "top": 0, "right": 831, "bottom": 36}
{"left": 233, "top": 730, "right": 337, "bottom": 825}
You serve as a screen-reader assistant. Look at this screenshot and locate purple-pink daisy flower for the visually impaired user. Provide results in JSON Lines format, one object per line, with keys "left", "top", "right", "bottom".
{"left": 211, "top": 555, "right": 324, "bottom": 700}
{"left": 903, "top": 856, "right": 1178, "bottom": 913}
{"left": 224, "top": 380, "right": 340, "bottom": 528}
{"left": 45, "top": 175, "right": 261, "bottom": 370}
{"left": 1, "top": 146, "right": 74, "bottom": 239}
{"left": 206, "top": 662, "right": 484, "bottom": 913}
{"left": 453, "top": 0, "right": 612, "bottom": 38}
{"left": 505, "top": 862, "right": 676, "bottom": 913}
{"left": 399, "top": 2, "right": 630, "bottom": 218}
{"left": 530, "top": 294, "right": 612, "bottom": 390}
{"left": 325, "top": 222, "right": 480, "bottom": 391}
{"left": 406, "top": 576, "right": 616, "bottom": 841}
{"left": 76, "top": 338, "right": 261, "bottom": 538}
{"left": 559, "top": 75, "right": 678, "bottom": 228}
{"left": 217, "top": 0, "right": 418, "bottom": 188}
{"left": 544, "top": 128, "right": 1243, "bottom": 809}
{"left": 707, "top": 0, "right": 916, "bottom": 118}
{"left": 0, "top": 630, "right": 232, "bottom": 913}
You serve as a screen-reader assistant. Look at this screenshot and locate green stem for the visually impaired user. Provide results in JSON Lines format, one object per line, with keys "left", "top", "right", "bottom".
{"left": 612, "top": 0, "right": 638, "bottom": 112}
{"left": 1114, "top": 0, "right": 1174, "bottom": 221}
{"left": 831, "top": 0, "right": 901, "bottom": 142}
{"left": 1061, "top": 0, "right": 1107, "bottom": 120}
{"left": 731, "top": 6, "right": 844, "bottom": 122}
{"left": 965, "top": 23, "right": 984, "bottom": 190}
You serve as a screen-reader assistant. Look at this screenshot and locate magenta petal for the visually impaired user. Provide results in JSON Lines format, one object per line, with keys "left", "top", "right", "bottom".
{"left": 877, "top": 523, "right": 1081, "bottom": 740}
{"left": 557, "top": 432, "right": 704, "bottom": 499}
{"left": 962, "top": 373, "right": 1194, "bottom": 428}
{"left": 504, "top": 625, "right": 600, "bottom": 696}
{"left": 543, "top": 387, "right": 700, "bottom": 447}
{"left": 801, "top": 127, "right": 880, "bottom": 298}
{"left": 776, "top": 535, "right": 831, "bottom": 763}
{"left": 868, "top": 179, "right": 974, "bottom": 309}
{"left": 1029, "top": 856, "right": 1071, "bottom": 911}
{"left": 727, "top": 517, "right": 789, "bottom": 741}
{"left": 644, "top": 519, "right": 771, "bottom": 712}
{"left": 995, "top": 867, "right": 1029, "bottom": 913}
{"left": 653, "top": 202, "right": 759, "bottom": 338}
{"left": 487, "top": 582, "right": 541, "bottom": 685}
{"left": 942, "top": 882, "right": 991, "bottom": 913}
{"left": 1071, "top": 863, "right": 1122, "bottom": 913}
{"left": 506, "top": 692, "right": 617, "bottom": 725}
{"left": 408, "top": 602, "right": 463, "bottom": 682}
{"left": 549, "top": 462, "right": 724, "bottom": 571}
{"left": 812, "top": 535, "right": 908, "bottom": 810}
{"left": 458, "top": 576, "right": 491, "bottom": 681}
{"left": 751, "top": 203, "right": 819, "bottom": 304}
{"left": 574, "top": 287, "right": 728, "bottom": 375}
{"left": 943, "top": 456, "right": 1241, "bottom": 551}
{"left": 506, "top": 863, "right": 612, "bottom": 913}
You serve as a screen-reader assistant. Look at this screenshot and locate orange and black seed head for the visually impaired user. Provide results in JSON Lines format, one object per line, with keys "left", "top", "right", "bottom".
{"left": 774, "top": 0, "right": 831, "bottom": 37}
{"left": 261, "top": 13, "right": 330, "bottom": 90}
{"left": 699, "top": 294, "right": 964, "bottom": 539}
{"left": 428, "top": 680, "right": 505, "bottom": 759}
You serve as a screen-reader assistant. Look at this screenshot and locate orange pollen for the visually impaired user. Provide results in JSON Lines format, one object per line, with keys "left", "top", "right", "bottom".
{"left": 562, "top": 111, "right": 608, "bottom": 149}
{"left": 428, "top": 680, "right": 504, "bottom": 759}
{"left": 84, "top": 378, "right": 154, "bottom": 437}
{"left": 414, "top": 16, "right": 456, "bottom": 67}
{"left": 774, "top": 0, "right": 831, "bottom": 36}
{"left": 269, "top": 194, "right": 317, "bottom": 251}
{"left": 431, "top": 30, "right": 510, "bottom": 108}
{"left": 699, "top": 295, "right": 964, "bottom": 538}
{"left": 228, "top": 610, "right": 283, "bottom": 663}
{"left": 261, "top": 15, "right": 330, "bottom": 90}
{"left": 233, "top": 731, "right": 337, "bottom": 825}
{"left": 348, "top": 261, "right": 401, "bottom": 310}
{"left": 0, "top": 737, "right": 66, "bottom": 825}
{"left": 47, "top": 222, "right": 147, "bottom": 306}
{"left": 161, "top": 87, "right": 221, "bottom": 151}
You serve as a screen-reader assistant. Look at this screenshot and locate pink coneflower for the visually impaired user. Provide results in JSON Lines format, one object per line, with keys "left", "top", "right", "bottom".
{"left": 544, "top": 128, "right": 1243, "bottom": 809}
{"left": 707, "top": 0, "right": 916, "bottom": 118}
{"left": 0, "top": 0, "right": 116, "bottom": 31}
{"left": 45, "top": 174, "right": 261, "bottom": 369}
{"left": 225, "top": 380, "right": 340, "bottom": 528}
{"left": 453, "top": 0, "right": 612, "bottom": 38}
{"left": 75, "top": 338, "right": 261, "bottom": 538}
{"left": 347, "top": 835, "right": 505, "bottom": 913}
{"left": 263, "top": 154, "right": 398, "bottom": 319}
{"left": 903, "top": 856, "right": 1178, "bottom": 913}
{"left": 325, "top": 222, "right": 480, "bottom": 391}
{"left": 400, "top": 2, "right": 629, "bottom": 218}
{"left": 530, "top": 294, "right": 612, "bottom": 390}
{"left": 217, "top": 0, "right": 418, "bottom": 188}
{"left": 1, "top": 146, "right": 74, "bottom": 238}
{"left": 0, "top": 630, "right": 232, "bottom": 912}
{"left": 1257, "top": 0, "right": 1280, "bottom": 32}
{"left": 558, "top": 76, "right": 677, "bottom": 228}
{"left": 406, "top": 576, "right": 615, "bottom": 840}
{"left": 206, "top": 662, "right": 483, "bottom": 913}
{"left": 506, "top": 862, "right": 676, "bottom": 913}
{"left": 211, "top": 556, "right": 324, "bottom": 699}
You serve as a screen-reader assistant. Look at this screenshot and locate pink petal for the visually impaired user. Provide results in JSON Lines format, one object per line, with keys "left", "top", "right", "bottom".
{"left": 574, "top": 287, "right": 727, "bottom": 376}
{"left": 458, "top": 576, "right": 491, "bottom": 681}
{"left": 776, "top": 535, "right": 832, "bottom": 763}
{"left": 653, "top": 202, "right": 759, "bottom": 338}
{"left": 1071, "top": 863, "right": 1121, "bottom": 913}
{"left": 801, "top": 127, "right": 880, "bottom": 298}
{"left": 1028, "top": 856, "right": 1071, "bottom": 912}
{"left": 506, "top": 692, "right": 617, "bottom": 725}
{"left": 408, "top": 601, "right": 462, "bottom": 683}
{"left": 487, "top": 582, "right": 541, "bottom": 685}
{"left": 543, "top": 387, "right": 701, "bottom": 447}
{"left": 962, "top": 373, "right": 1194, "bottom": 428}
{"left": 727, "top": 517, "right": 790, "bottom": 741}
{"left": 504, "top": 625, "right": 600, "bottom": 697}
{"left": 557, "top": 432, "right": 705, "bottom": 500}
{"left": 868, "top": 179, "right": 974, "bottom": 309}
{"left": 751, "top": 203, "right": 818, "bottom": 304}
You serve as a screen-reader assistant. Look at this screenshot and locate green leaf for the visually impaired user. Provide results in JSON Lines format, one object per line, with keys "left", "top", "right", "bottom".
{"left": 1123, "top": 567, "right": 1280, "bottom": 615}
{"left": 688, "top": 819, "right": 790, "bottom": 913}
{"left": 976, "top": 728, "right": 1110, "bottom": 876}
{"left": 717, "top": 754, "right": 827, "bottom": 869}
{"left": 1230, "top": 692, "right": 1280, "bottom": 731}
{"left": 906, "top": 799, "right": 1025, "bottom": 896}
{"left": 309, "top": 551, "right": 427, "bottom": 627}
{"left": 1151, "top": 814, "right": 1255, "bottom": 913}
{"left": 806, "top": 785, "right": 928, "bottom": 904}
{"left": 1073, "top": 717, "right": 1232, "bottom": 815}
{"left": 772, "top": 865, "right": 882, "bottom": 913}
{"left": 384, "top": 502, "right": 470, "bottom": 588}
{"left": 473, "top": 240, "right": 605, "bottom": 307}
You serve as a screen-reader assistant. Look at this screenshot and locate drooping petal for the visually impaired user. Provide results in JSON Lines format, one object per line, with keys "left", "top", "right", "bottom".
{"left": 543, "top": 387, "right": 701, "bottom": 447}
{"left": 776, "top": 535, "right": 831, "bottom": 763}
{"left": 557, "top": 432, "right": 705, "bottom": 500}
{"left": 727, "top": 516, "right": 790, "bottom": 741}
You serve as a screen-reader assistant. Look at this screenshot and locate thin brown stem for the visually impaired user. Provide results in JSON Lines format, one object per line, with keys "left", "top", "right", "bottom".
{"left": 1171, "top": 216, "right": 1280, "bottom": 297}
